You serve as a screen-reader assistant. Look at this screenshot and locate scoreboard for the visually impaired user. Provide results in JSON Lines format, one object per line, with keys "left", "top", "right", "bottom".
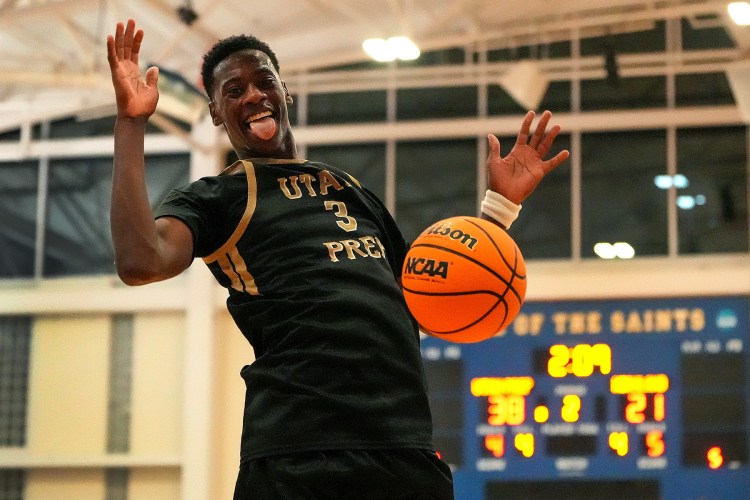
{"left": 420, "top": 296, "right": 749, "bottom": 500}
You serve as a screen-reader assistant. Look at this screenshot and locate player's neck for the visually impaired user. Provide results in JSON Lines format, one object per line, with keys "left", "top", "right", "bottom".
{"left": 240, "top": 134, "right": 298, "bottom": 161}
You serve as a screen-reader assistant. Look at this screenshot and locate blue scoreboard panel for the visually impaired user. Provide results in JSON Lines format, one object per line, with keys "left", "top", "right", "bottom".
{"left": 420, "top": 296, "right": 749, "bottom": 500}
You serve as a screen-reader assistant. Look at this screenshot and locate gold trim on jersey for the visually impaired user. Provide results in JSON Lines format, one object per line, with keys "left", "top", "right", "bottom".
{"left": 203, "top": 160, "right": 261, "bottom": 295}
{"left": 220, "top": 158, "right": 307, "bottom": 176}
{"left": 215, "top": 249, "right": 258, "bottom": 295}
{"left": 344, "top": 172, "right": 362, "bottom": 188}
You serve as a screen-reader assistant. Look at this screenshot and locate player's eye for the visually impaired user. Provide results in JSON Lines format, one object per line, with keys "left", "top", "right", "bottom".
{"left": 259, "top": 78, "right": 275, "bottom": 88}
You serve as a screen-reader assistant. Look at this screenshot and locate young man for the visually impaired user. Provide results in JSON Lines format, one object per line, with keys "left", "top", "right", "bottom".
{"left": 106, "top": 19, "right": 568, "bottom": 499}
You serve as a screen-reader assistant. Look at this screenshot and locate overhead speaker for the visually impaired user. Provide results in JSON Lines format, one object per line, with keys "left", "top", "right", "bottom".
{"left": 497, "top": 60, "right": 549, "bottom": 111}
{"left": 726, "top": 59, "right": 750, "bottom": 123}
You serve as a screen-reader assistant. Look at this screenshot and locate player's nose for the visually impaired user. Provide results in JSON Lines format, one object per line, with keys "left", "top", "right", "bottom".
{"left": 241, "top": 85, "right": 265, "bottom": 104}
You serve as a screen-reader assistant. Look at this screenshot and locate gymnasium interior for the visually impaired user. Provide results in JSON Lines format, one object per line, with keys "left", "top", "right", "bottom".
{"left": 0, "top": 1, "right": 749, "bottom": 498}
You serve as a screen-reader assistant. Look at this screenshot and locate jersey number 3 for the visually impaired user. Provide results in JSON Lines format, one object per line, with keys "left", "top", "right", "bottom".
{"left": 324, "top": 200, "right": 358, "bottom": 232}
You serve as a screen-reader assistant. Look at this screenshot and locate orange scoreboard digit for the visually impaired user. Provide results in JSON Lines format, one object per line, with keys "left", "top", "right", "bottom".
{"left": 421, "top": 297, "right": 749, "bottom": 500}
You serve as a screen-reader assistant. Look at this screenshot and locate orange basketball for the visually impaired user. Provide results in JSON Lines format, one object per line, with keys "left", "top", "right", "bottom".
{"left": 401, "top": 216, "right": 526, "bottom": 343}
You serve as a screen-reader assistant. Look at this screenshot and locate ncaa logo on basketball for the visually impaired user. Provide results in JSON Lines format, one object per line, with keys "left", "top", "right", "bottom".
{"left": 401, "top": 216, "right": 527, "bottom": 343}
{"left": 404, "top": 257, "right": 450, "bottom": 279}
{"left": 425, "top": 221, "right": 478, "bottom": 250}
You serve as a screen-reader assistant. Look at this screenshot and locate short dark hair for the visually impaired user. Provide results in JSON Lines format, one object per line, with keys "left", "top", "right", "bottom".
{"left": 201, "top": 34, "right": 280, "bottom": 99}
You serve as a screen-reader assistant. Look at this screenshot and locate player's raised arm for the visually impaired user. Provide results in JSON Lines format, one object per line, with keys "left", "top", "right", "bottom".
{"left": 107, "top": 19, "right": 193, "bottom": 285}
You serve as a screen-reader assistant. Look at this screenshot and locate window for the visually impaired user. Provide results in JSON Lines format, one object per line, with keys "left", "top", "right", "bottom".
{"left": 397, "top": 87, "right": 478, "bottom": 120}
{"left": 396, "top": 139, "right": 477, "bottom": 242}
{"left": 0, "top": 162, "right": 38, "bottom": 278}
{"left": 581, "top": 130, "right": 668, "bottom": 258}
{"left": 581, "top": 76, "right": 667, "bottom": 111}
{"left": 44, "top": 115, "right": 176, "bottom": 139}
{"left": 676, "top": 73, "right": 735, "bottom": 107}
{"left": 43, "top": 154, "right": 189, "bottom": 277}
{"left": 488, "top": 81, "right": 571, "bottom": 116}
{"left": 0, "top": 470, "right": 24, "bottom": 500}
{"left": 502, "top": 134, "right": 572, "bottom": 259}
{"left": 681, "top": 17, "right": 735, "bottom": 50}
{"left": 0, "top": 129, "right": 21, "bottom": 142}
{"left": 306, "top": 143, "right": 387, "bottom": 202}
{"left": 677, "top": 126, "right": 748, "bottom": 254}
{"left": 487, "top": 41, "right": 571, "bottom": 62}
{"left": 44, "top": 156, "right": 116, "bottom": 276}
{"left": 308, "top": 91, "right": 387, "bottom": 125}
{"left": 580, "top": 21, "right": 666, "bottom": 55}
{"left": 0, "top": 316, "right": 31, "bottom": 447}
{"left": 399, "top": 47, "right": 466, "bottom": 67}
{"left": 108, "top": 315, "right": 134, "bottom": 454}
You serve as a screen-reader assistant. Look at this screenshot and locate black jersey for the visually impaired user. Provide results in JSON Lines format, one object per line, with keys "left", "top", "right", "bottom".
{"left": 154, "top": 159, "right": 434, "bottom": 462}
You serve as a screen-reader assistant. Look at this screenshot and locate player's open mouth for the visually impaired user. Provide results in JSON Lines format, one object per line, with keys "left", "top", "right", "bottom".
{"left": 245, "top": 111, "right": 276, "bottom": 140}
{"left": 245, "top": 110, "right": 273, "bottom": 126}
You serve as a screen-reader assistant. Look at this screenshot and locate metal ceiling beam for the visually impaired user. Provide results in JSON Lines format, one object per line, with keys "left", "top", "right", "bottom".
{"left": 471, "top": 1, "right": 728, "bottom": 46}
{"left": 281, "top": 50, "right": 737, "bottom": 94}
{"left": 292, "top": 106, "right": 742, "bottom": 145}
{"left": 279, "top": 0, "right": 730, "bottom": 71}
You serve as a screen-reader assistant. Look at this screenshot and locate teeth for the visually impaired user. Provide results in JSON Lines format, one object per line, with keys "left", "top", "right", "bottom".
{"left": 246, "top": 111, "right": 272, "bottom": 124}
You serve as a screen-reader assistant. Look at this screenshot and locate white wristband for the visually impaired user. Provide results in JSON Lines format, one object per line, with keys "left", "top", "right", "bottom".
{"left": 481, "top": 189, "right": 522, "bottom": 228}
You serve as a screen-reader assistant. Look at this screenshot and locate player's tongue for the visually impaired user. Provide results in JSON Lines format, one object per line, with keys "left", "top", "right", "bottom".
{"left": 248, "top": 115, "right": 276, "bottom": 141}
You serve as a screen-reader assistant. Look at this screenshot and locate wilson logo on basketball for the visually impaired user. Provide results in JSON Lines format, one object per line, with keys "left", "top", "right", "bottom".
{"left": 404, "top": 257, "right": 450, "bottom": 279}
{"left": 425, "top": 222, "right": 478, "bottom": 250}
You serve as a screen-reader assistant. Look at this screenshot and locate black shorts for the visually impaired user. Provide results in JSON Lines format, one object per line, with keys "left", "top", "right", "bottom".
{"left": 233, "top": 448, "right": 454, "bottom": 500}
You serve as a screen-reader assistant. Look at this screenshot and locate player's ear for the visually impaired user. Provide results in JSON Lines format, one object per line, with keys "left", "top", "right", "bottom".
{"left": 282, "top": 82, "right": 293, "bottom": 105}
{"left": 208, "top": 102, "right": 223, "bottom": 126}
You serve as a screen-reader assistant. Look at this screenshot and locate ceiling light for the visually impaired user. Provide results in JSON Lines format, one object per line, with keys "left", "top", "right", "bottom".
{"left": 594, "top": 242, "right": 617, "bottom": 259}
{"left": 677, "top": 194, "right": 707, "bottom": 210}
{"left": 677, "top": 195, "right": 696, "bottom": 210}
{"left": 653, "top": 174, "right": 689, "bottom": 190}
{"left": 612, "top": 242, "right": 635, "bottom": 259}
{"left": 654, "top": 175, "right": 673, "bottom": 189}
{"left": 672, "top": 174, "right": 689, "bottom": 189}
{"left": 594, "top": 242, "right": 635, "bottom": 259}
{"left": 363, "top": 36, "right": 420, "bottom": 62}
{"left": 728, "top": 2, "right": 750, "bottom": 25}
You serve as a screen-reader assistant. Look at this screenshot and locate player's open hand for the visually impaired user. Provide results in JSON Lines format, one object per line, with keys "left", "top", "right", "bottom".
{"left": 106, "top": 19, "right": 159, "bottom": 120}
{"left": 486, "top": 110, "right": 570, "bottom": 204}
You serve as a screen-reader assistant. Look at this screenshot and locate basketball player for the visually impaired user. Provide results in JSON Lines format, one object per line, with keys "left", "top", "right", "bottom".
{"left": 106, "top": 19, "right": 568, "bottom": 499}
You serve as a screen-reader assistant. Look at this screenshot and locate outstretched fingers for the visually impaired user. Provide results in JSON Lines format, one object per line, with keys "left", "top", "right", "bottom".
{"left": 113, "top": 21, "right": 125, "bottom": 60}
{"left": 145, "top": 66, "right": 159, "bottom": 88}
{"left": 487, "top": 133, "right": 501, "bottom": 159}
{"left": 122, "top": 19, "right": 135, "bottom": 60}
{"left": 106, "top": 34, "right": 117, "bottom": 69}
{"left": 514, "top": 110, "right": 535, "bottom": 148}
{"left": 111, "top": 19, "right": 142, "bottom": 64}
{"left": 543, "top": 149, "right": 570, "bottom": 175}
{"left": 535, "top": 123, "right": 561, "bottom": 159}
{"left": 131, "top": 28, "right": 144, "bottom": 65}
{"left": 528, "top": 110, "right": 552, "bottom": 149}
